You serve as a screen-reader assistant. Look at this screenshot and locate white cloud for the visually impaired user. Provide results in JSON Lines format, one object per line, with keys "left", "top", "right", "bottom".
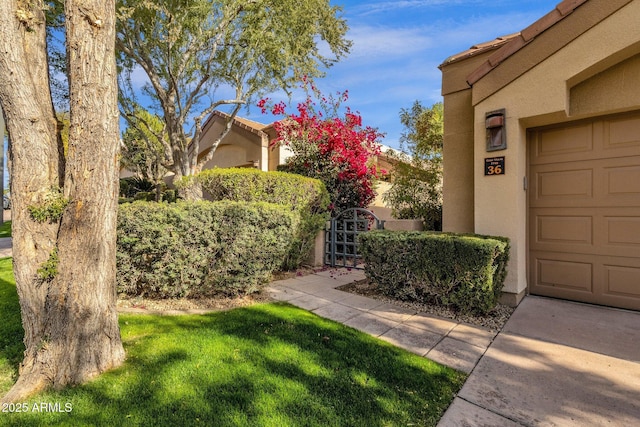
{"left": 125, "top": 65, "right": 151, "bottom": 89}
{"left": 352, "top": 0, "right": 487, "bottom": 16}
{"left": 346, "top": 25, "right": 434, "bottom": 60}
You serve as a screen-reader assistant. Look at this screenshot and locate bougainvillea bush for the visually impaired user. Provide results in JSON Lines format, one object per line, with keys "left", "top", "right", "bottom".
{"left": 259, "top": 79, "right": 385, "bottom": 213}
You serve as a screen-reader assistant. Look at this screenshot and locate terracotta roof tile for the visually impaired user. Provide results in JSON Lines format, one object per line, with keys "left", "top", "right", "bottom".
{"left": 466, "top": 0, "right": 590, "bottom": 85}
{"left": 202, "top": 110, "right": 270, "bottom": 138}
{"left": 233, "top": 115, "right": 269, "bottom": 131}
{"left": 487, "top": 35, "right": 526, "bottom": 67}
{"left": 557, "top": 0, "right": 590, "bottom": 15}
{"left": 439, "top": 33, "right": 520, "bottom": 67}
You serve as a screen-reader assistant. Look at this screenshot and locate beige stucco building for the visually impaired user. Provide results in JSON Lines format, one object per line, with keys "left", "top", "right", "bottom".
{"left": 198, "top": 111, "right": 401, "bottom": 217}
{"left": 197, "top": 110, "right": 293, "bottom": 172}
{"left": 440, "top": 0, "right": 640, "bottom": 310}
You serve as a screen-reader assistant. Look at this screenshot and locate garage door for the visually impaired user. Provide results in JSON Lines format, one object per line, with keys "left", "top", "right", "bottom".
{"left": 529, "top": 112, "right": 640, "bottom": 310}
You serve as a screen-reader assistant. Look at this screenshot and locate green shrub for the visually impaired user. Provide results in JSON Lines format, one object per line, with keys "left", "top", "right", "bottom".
{"left": 359, "top": 230, "right": 509, "bottom": 315}
{"left": 133, "top": 191, "right": 155, "bottom": 202}
{"left": 186, "top": 168, "right": 330, "bottom": 270}
{"left": 117, "top": 201, "right": 299, "bottom": 298}
{"left": 121, "top": 177, "right": 178, "bottom": 203}
{"left": 120, "top": 176, "right": 155, "bottom": 198}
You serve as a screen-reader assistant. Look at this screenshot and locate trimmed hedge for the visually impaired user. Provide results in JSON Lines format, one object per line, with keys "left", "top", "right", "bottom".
{"left": 188, "top": 168, "right": 330, "bottom": 269}
{"left": 359, "top": 231, "right": 510, "bottom": 315}
{"left": 117, "top": 201, "right": 299, "bottom": 298}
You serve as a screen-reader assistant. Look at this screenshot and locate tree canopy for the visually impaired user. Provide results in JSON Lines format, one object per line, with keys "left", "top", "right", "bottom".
{"left": 120, "top": 108, "right": 168, "bottom": 192}
{"left": 384, "top": 101, "right": 443, "bottom": 230}
{"left": 116, "top": 0, "right": 352, "bottom": 184}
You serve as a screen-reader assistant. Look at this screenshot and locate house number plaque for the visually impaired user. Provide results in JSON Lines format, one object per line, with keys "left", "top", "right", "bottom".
{"left": 484, "top": 157, "right": 505, "bottom": 176}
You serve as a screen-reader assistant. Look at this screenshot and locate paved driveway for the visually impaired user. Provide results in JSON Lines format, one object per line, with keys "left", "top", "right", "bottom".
{"left": 439, "top": 296, "right": 640, "bottom": 426}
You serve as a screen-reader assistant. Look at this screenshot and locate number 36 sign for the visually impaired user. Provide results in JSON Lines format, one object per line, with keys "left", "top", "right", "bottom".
{"left": 484, "top": 157, "right": 505, "bottom": 176}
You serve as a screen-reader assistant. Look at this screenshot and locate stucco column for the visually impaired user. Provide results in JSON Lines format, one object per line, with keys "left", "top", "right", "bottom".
{"left": 473, "top": 109, "right": 528, "bottom": 305}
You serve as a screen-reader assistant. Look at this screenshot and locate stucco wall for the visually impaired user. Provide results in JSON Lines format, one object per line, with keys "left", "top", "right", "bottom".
{"left": 570, "top": 51, "right": 640, "bottom": 117}
{"left": 471, "top": 0, "right": 640, "bottom": 300}
{"left": 200, "top": 119, "right": 266, "bottom": 170}
{"left": 441, "top": 48, "right": 500, "bottom": 234}
{"left": 442, "top": 89, "right": 475, "bottom": 233}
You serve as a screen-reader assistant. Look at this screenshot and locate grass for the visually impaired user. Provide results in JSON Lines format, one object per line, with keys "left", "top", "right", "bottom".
{"left": 0, "top": 258, "right": 23, "bottom": 395}
{"left": 0, "top": 221, "right": 10, "bottom": 238}
{"left": 0, "top": 260, "right": 466, "bottom": 426}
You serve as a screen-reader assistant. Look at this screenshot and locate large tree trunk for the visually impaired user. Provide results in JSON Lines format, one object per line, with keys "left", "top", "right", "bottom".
{"left": 0, "top": 0, "right": 124, "bottom": 403}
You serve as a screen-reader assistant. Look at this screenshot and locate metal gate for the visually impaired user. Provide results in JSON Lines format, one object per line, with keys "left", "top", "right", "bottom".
{"left": 324, "top": 208, "right": 384, "bottom": 269}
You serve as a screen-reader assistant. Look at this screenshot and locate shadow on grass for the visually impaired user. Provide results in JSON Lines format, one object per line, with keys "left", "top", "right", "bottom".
{"left": 2, "top": 279, "right": 465, "bottom": 426}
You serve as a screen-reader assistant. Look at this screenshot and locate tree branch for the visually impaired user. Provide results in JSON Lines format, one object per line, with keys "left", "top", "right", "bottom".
{"left": 194, "top": 101, "right": 244, "bottom": 173}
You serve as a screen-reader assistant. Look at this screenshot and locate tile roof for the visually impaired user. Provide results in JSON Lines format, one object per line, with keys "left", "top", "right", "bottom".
{"left": 440, "top": 33, "right": 521, "bottom": 66}
{"left": 440, "top": 0, "right": 590, "bottom": 83}
{"left": 468, "top": 0, "right": 589, "bottom": 85}
{"left": 203, "top": 110, "right": 270, "bottom": 137}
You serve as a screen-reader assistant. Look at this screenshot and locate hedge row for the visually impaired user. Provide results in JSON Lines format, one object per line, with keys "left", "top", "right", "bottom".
{"left": 189, "top": 168, "right": 330, "bottom": 269}
{"left": 359, "top": 231, "right": 510, "bottom": 315}
{"left": 117, "top": 201, "right": 299, "bottom": 298}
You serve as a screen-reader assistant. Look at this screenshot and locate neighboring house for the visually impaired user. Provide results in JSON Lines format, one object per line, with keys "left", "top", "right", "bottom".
{"left": 198, "top": 110, "right": 401, "bottom": 218}
{"left": 121, "top": 109, "right": 403, "bottom": 211}
{"left": 197, "top": 110, "right": 293, "bottom": 172}
{"left": 118, "top": 111, "right": 291, "bottom": 180}
{"left": 440, "top": 0, "right": 640, "bottom": 309}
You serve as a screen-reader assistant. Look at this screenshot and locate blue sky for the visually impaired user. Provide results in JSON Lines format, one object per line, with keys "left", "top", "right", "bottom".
{"left": 2, "top": 1, "right": 561, "bottom": 187}
{"left": 245, "top": 0, "right": 560, "bottom": 151}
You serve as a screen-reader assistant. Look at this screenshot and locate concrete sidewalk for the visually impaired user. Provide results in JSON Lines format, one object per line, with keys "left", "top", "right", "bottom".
{"left": 0, "top": 237, "right": 12, "bottom": 258}
{"left": 267, "top": 269, "right": 640, "bottom": 427}
{"left": 0, "top": 210, "right": 11, "bottom": 259}
{"left": 267, "top": 268, "right": 497, "bottom": 374}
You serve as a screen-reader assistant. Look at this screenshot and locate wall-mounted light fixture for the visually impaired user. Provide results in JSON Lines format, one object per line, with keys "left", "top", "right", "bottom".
{"left": 485, "top": 109, "right": 506, "bottom": 152}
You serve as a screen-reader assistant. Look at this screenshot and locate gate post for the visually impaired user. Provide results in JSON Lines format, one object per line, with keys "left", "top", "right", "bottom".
{"left": 330, "top": 217, "right": 337, "bottom": 267}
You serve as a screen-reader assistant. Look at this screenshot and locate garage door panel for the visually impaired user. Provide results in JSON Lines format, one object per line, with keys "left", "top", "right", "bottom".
{"left": 533, "top": 255, "right": 593, "bottom": 292}
{"left": 604, "top": 264, "right": 640, "bottom": 298}
{"left": 603, "top": 160, "right": 640, "bottom": 206}
{"left": 529, "top": 112, "right": 640, "bottom": 310}
{"left": 534, "top": 215, "right": 592, "bottom": 245}
{"left": 536, "top": 168, "right": 593, "bottom": 199}
{"left": 531, "top": 208, "right": 640, "bottom": 257}
{"left": 604, "top": 115, "right": 640, "bottom": 153}
{"left": 599, "top": 256, "right": 640, "bottom": 310}
{"left": 606, "top": 216, "right": 640, "bottom": 248}
{"left": 532, "top": 122, "right": 593, "bottom": 164}
{"left": 532, "top": 157, "right": 640, "bottom": 208}
{"left": 530, "top": 254, "right": 640, "bottom": 309}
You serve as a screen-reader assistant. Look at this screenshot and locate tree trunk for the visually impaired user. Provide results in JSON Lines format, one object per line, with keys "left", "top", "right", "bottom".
{"left": 0, "top": 0, "right": 124, "bottom": 403}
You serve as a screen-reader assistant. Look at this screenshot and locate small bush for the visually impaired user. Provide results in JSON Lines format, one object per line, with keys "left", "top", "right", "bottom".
{"left": 120, "top": 176, "right": 156, "bottom": 198}
{"left": 121, "top": 177, "right": 178, "bottom": 203}
{"left": 359, "top": 231, "right": 509, "bottom": 315}
{"left": 117, "top": 201, "right": 299, "bottom": 298}
{"left": 187, "top": 168, "right": 330, "bottom": 269}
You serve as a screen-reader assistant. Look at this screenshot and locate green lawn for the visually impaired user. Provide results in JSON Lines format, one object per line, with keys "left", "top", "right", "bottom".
{"left": 0, "top": 221, "right": 11, "bottom": 238}
{"left": 0, "top": 259, "right": 466, "bottom": 426}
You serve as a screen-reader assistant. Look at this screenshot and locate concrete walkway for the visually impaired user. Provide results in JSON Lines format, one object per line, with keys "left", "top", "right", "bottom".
{"left": 267, "top": 269, "right": 640, "bottom": 427}
{"left": 0, "top": 210, "right": 11, "bottom": 259}
{"left": 267, "top": 268, "right": 497, "bottom": 374}
{"left": 0, "top": 237, "right": 12, "bottom": 258}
